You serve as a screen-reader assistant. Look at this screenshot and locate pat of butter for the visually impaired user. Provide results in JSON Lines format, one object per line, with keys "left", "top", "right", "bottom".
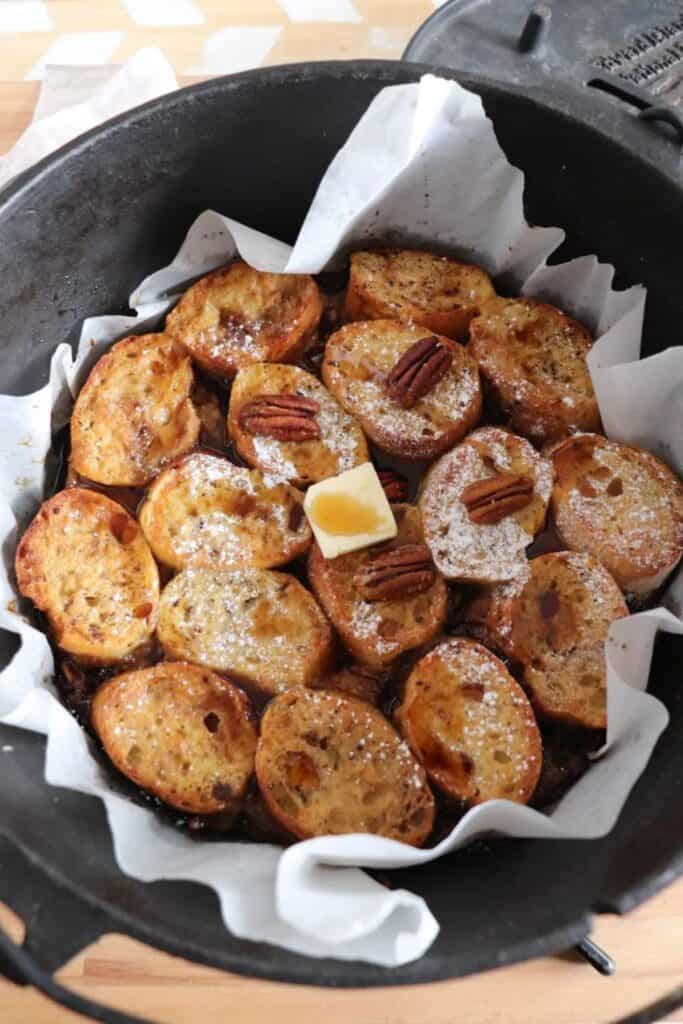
{"left": 304, "top": 462, "right": 397, "bottom": 559}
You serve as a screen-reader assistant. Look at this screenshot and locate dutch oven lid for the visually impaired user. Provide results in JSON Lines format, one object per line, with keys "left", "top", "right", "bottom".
{"left": 404, "top": 0, "right": 683, "bottom": 182}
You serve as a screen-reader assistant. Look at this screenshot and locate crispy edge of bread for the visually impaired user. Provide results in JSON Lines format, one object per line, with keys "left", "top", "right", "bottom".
{"left": 91, "top": 661, "right": 257, "bottom": 814}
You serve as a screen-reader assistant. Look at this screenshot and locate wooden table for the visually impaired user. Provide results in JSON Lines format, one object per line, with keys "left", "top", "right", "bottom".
{"left": 1, "top": 33, "right": 682, "bottom": 1023}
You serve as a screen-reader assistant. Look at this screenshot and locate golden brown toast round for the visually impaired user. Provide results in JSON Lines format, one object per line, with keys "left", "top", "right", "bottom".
{"left": 255, "top": 688, "right": 435, "bottom": 844}
{"left": 312, "top": 663, "right": 388, "bottom": 705}
{"left": 70, "top": 333, "right": 200, "bottom": 486}
{"left": 419, "top": 427, "right": 552, "bottom": 583}
{"left": 15, "top": 488, "right": 159, "bottom": 664}
{"left": 92, "top": 662, "right": 257, "bottom": 815}
{"left": 550, "top": 434, "right": 683, "bottom": 598}
{"left": 322, "top": 319, "right": 482, "bottom": 460}
{"left": 308, "top": 504, "right": 448, "bottom": 668}
{"left": 165, "top": 261, "right": 323, "bottom": 378}
{"left": 396, "top": 638, "right": 541, "bottom": 806}
{"left": 157, "top": 567, "right": 333, "bottom": 696}
{"left": 468, "top": 297, "right": 600, "bottom": 445}
{"left": 344, "top": 250, "right": 496, "bottom": 340}
{"left": 227, "top": 362, "right": 369, "bottom": 486}
{"left": 467, "top": 551, "right": 628, "bottom": 729}
{"left": 139, "top": 452, "right": 311, "bottom": 571}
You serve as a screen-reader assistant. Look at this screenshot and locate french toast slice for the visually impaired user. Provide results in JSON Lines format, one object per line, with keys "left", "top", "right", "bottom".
{"left": 92, "top": 661, "right": 257, "bottom": 815}
{"left": 70, "top": 332, "right": 200, "bottom": 486}
{"left": 15, "top": 487, "right": 159, "bottom": 664}
{"left": 166, "top": 261, "right": 323, "bottom": 378}
{"left": 255, "top": 688, "right": 435, "bottom": 844}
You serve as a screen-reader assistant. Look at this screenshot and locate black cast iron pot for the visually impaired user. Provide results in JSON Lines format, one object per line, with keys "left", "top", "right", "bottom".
{"left": 0, "top": 60, "right": 682, "bottom": 1021}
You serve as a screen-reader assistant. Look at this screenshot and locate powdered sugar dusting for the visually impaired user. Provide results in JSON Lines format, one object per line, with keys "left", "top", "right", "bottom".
{"left": 421, "top": 428, "right": 552, "bottom": 582}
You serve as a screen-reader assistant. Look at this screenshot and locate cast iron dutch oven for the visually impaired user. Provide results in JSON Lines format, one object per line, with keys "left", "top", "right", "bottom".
{"left": 0, "top": 56, "right": 682, "bottom": 1023}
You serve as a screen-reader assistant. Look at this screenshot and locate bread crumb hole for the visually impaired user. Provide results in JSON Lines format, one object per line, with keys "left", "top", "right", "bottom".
{"left": 204, "top": 712, "right": 220, "bottom": 733}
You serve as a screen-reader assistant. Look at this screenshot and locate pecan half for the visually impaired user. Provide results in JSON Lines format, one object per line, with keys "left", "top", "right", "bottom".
{"left": 377, "top": 468, "right": 410, "bottom": 503}
{"left": 355, "top": 544, "right": 436, "bottom": 601}
{"left": 238, "top": 393, "right": 320, "bottom": 441}
{"left": 461, "top": 472, "right": 534, "bottom": 525}
{"left": 386, "top": 336, "right": 453, "bottom": 409}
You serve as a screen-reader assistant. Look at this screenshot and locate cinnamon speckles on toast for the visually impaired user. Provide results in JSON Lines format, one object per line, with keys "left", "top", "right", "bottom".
{"left": 255, "top": 688, "right": 435, "bottom": 845}
{"left": 344, "top": 250, "right": 495, "bottom": 340}
{"left": 157, "top": 567, "right": 333, "bottom": 696}
{"left": 468, "top": 297, "right": 600, "bottom": 445}
{"left": 15, "top": 488, "right": 159, "bottom": 664}
{"left": 71, "top": 333, "right": 200, "bottom": 486}
{"left": 92, "top": 662, "right": 257, "bottom": 815}
{"left": 166, "top": 262, "right": 323, "bottom": 378}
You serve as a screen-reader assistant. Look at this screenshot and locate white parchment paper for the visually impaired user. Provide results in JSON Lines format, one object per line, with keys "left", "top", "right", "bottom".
{"left": 1, "top": 72, "right": 682, "bottom": 968}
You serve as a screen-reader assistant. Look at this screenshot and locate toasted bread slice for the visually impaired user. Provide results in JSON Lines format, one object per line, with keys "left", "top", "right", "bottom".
{"left": 158, "top": 567, "right": 333, "bottom": 696}
{"left": 419, "top": 427, "right": 552, "bottom": 583}
{"left": 70, "top": 333, "right": 200, "bottom": 486}
{"left": 322, "top": 320, "right": 482, "bottom": 460}
{"left": 344, "top": 250, "right": 496, "bottom": 340}
{"left": 92, "top": 662, "right": 257, "bottom": 814}
{"left": 396, "top": 638, "right": 541, "bottom": 806}
{"left": 255, "top": 688, "right": 435, "bottom": 844}
{"left": 15, "top": 488, "right": 159, "bottom": 664}
{"left": 550, "top": 434, "right": 683, "bottom": 597}
{"left": 467, "top": 551, "right": 628, "bottom": 729}
{"left": 228, "top": 362, "right": 369, "bottom": 486}
{"left": 312, "top": 663, "right": 388, "bottom": 705}
{"left": 165, "top": 261, "right": 323, "bottom": 378}
{"left": 139, "top": 452, "right": 311, "bottom": 571}
{"left": 468, "top": 297, "right": 600, "bottom": 445}
{"left": 308, "top": 504, "right": 448, "bottom": 668}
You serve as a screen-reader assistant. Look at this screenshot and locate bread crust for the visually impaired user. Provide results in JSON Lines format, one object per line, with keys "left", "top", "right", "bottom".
{"left": 15, "top": 488, "right": 159, "bottom": 664}
{"left": 70, "top": 333, "right": 200, "bottom": 486}
{"left": 550, "top": 434, "right": 683, "bottom": 597}
{"left": 344, "top": 250, "right": 496, "bottom": 340}
{"left": 467, "top": 551, "right": 628, "bottom": 728}
{"left": 228, "top": 362, "right": 369, "bottom": 486}
{"left": 166, "top": 262, "right": 323, "bottom": 378}
{"left": 157, "top": 567, "right": 333, "bottom": 696}
{"left": 312, "top": 663, "right": 388, "bottom": 705}
{"left": 308, "top": 504, "right": 448, "bottom": 668}
{"left": 139, "top": 452, "right": 310, "bottom": 571}
{"left": 468, "top": 297, "right": 600, "bottom": 445}
{"left": 92, "top": 662, "right": 257, "bottom": 814}
{"left": 419, "top": 427, "right": 552, "bottom": 583}
{"left": 323, "top": 319, "right": 482, "bottom": 460}
{"left": 255, "top": 688, "right": 435, "bottom": 844}
{"left": 396, "top": 638, "right": 541, "bottom": 806}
